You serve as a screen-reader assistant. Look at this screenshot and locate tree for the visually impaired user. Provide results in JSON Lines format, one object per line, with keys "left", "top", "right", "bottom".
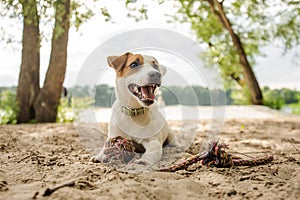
{"left": 1, "top": 0, "right": 94, "bottom": 123}
{"left": 16, "top": 0, "right": 40, "bottom": 122}
{"left": 125, "top": 0, "right": 300, "bottom": 104}
{"left": 206, "top": 0, "right": 263, "bottom": 105}
{"left": 34, "top": 0, "right": 70, "bottom": 122}
{"left": 176, "top": 0, "right": 300, "bottom": 104}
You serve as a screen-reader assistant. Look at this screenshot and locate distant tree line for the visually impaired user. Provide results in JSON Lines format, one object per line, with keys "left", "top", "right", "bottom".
{"left": 72, "top": 85, "right": 116, "bottom": 107}
{"left": 72, "top": 85, "right": 220, "bottom": 107}
{"left": 69, "top": 85, "right": 300, "bottom": 108}
{"left": 160, "top": 86, "right": 213, "bottom": 106}
{"left": 0, "top": 87, "right": 16, "bottom": 94}
{"left": 1, "top": 85, "right": 299, "bottom": 109}
{"left": 261, "top": 87, "right": 300, "bottom": 110}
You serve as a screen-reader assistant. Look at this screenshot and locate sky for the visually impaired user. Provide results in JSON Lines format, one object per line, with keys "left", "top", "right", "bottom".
{"left": 0, "top": 0, "right": 299, "bottom": 90}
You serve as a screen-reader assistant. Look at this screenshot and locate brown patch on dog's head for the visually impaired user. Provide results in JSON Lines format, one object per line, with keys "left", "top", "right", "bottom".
{"left": 107, "top": 52, "right": 144, "bottom": 77}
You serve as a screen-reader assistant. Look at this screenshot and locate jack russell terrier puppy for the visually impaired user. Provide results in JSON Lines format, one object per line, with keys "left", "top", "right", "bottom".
{"left": 92, "top": 52, "right": 181, "bottom": 164}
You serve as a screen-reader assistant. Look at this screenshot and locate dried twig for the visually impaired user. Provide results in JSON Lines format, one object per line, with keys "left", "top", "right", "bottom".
{"left": 286, "top": 139, "right": 300, "bottom": 153}
{"left": 42, "top": 181, "right": 75, "bottom": 196}
{"left": 32, "top": 191, "right": 39, "bottom": 199}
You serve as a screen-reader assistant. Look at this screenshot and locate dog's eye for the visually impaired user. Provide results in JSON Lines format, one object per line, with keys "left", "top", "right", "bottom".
{"left": 130, "top": 62, "right": 139, "bottom": 68}
{"left": 153, "top": 64, "right": 159, "bottom": 70}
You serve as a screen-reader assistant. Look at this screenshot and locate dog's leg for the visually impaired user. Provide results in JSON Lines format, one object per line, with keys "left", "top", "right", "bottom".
{"left": 165, "top": 131, "right": 181, "bottom": 147}
{"left": 90, "top": 141, "right": 109, "bottom": 163}
{"left": 136, "top": 140, "right": 162, "bottom": 164}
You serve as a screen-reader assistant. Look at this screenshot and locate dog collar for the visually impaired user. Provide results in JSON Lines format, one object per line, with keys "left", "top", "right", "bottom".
{"left": 121, "top": 106, "right": 145, "bottom": 116}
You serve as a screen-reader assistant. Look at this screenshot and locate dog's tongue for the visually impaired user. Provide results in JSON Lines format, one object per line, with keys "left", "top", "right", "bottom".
{"left": 141, "top": 86, "right": 155, "bottom": 101}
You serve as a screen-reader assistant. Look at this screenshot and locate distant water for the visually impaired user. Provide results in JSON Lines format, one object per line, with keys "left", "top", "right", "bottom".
{"left": 77, "top": 105, "right": 282, "bottom": 123}
{"left": 77, "top": 106, "right": 213, "bottom": 123}
{"left": 280, "top": 106, "right": 293, "bottom": 114}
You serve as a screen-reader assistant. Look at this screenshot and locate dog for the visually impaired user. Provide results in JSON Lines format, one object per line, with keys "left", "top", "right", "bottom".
{"left": 92, "top": 52, "right": 181, "bottom": 164}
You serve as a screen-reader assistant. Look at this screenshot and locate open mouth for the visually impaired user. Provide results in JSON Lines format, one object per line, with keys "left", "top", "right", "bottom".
{"left": 128, "top": 83, "right": 160, "bottom": 104}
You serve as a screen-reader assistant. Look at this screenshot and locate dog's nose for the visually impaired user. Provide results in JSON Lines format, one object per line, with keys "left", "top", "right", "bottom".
{"left": 148, "top": 71, "right": 161, "bottom": 79}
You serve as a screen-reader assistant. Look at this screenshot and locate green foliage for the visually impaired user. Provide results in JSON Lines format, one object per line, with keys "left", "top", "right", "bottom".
{"left": 0, "top": 90, "right": 19, "bottom": 124}
{"left": 262, "top": 87, "right": 300, "bottom": 110}
{"left": 289, "top": 103, "right": 300, "bottom": 115}
{"left": 0, "top": 86, "right": 95, "bottom": 123}
{"left": 230, "top": 87, "right": 251, "bottom": 105}
{"left": 262, "top": 87, "right": 285, "bottom": 110}
{"left": 100, "top": 6, "right": 111, "bottom": 22}
{"left": 228, "top": 87, "right": 300, "bottom": 110}
{"left": 56, "top": 97, "right": 73, "bottom": 123}
{"left": 125, "top": 0, "right": 148, "bottom": 22}
{"left": 71, "top": 1, "right": 94, "bottom": 30}
{"left": 280, "top": 87, "right": 300, "bottom": 104}
{"left": 56, "top": 96, "right": 94, "bottom": 123}
{"left": 176, "top": 0, "right": 267, "bottom": 89}
{"left": 275, "top": 0, "right": 300, "bottom": 51}
{"left": 0, "top": 0, "right": 95, "bottom": 45}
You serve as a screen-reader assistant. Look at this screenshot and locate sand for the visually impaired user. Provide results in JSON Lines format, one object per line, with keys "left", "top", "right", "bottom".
{"left": 0, "top": 106, "right": 300, "bottom": 199}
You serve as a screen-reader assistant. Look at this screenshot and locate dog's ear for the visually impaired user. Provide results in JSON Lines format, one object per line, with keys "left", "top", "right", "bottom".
{"left": 107, "top": 52, "right": 131, "bottom": 72}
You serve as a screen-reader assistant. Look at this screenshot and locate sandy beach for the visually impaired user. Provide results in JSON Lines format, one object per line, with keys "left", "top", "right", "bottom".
{"left": 0, "top": 106, "right": 300, "bottom": 199}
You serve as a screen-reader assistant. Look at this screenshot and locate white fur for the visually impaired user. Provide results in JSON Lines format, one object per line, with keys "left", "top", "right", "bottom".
{"left": 93, "top": 54, "right": 180, "bottom": 164}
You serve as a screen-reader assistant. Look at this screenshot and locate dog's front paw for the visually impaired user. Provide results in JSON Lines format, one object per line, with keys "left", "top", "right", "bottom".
{"left": 90, "top": 151, "right": 109, "bottom": 163}
{"left": 90, "top": 156, "right": 100, "bottom": 163}
{"left": 91, "top": 155, "right": 104, "bottom": 163}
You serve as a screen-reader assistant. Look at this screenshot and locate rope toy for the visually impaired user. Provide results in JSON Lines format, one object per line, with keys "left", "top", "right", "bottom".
{"left": 160, "top": 141, "right": 274, "bottom": 172}
{"left": 102, "top": 137, "right": 274, "bottom": 171}
{"left": 102, "top": 136, "right": 136, "bottom": 164}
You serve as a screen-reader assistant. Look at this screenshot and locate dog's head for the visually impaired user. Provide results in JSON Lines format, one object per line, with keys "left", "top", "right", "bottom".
{"left": 108, "top": 52, "right": 166, "bottom": 107}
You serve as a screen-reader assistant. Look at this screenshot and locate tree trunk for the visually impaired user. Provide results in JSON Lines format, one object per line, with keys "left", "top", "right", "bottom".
{"left": 16, "top": 0, "right": 40, "bottom": 123}
{"left": 207, "top": 0, "right": 263, "bottom": 105}
{"left": 34, "top": 0, "right": 70, "bottom": 122}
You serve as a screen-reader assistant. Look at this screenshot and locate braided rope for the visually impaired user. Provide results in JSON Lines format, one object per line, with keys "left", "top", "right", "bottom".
{"left": 232, "top": 155, "right": 274, "bottom": 166}
{"left": 103, "top": 136, "right": 136, "bottom": 164}
{"left": 160, "top": 141, "right": 274, "bottom": 172}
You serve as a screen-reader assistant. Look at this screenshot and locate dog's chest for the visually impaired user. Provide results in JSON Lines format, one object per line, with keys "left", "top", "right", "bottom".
{"left": 110, "top": 102, "right": 168, "bottom": 144}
